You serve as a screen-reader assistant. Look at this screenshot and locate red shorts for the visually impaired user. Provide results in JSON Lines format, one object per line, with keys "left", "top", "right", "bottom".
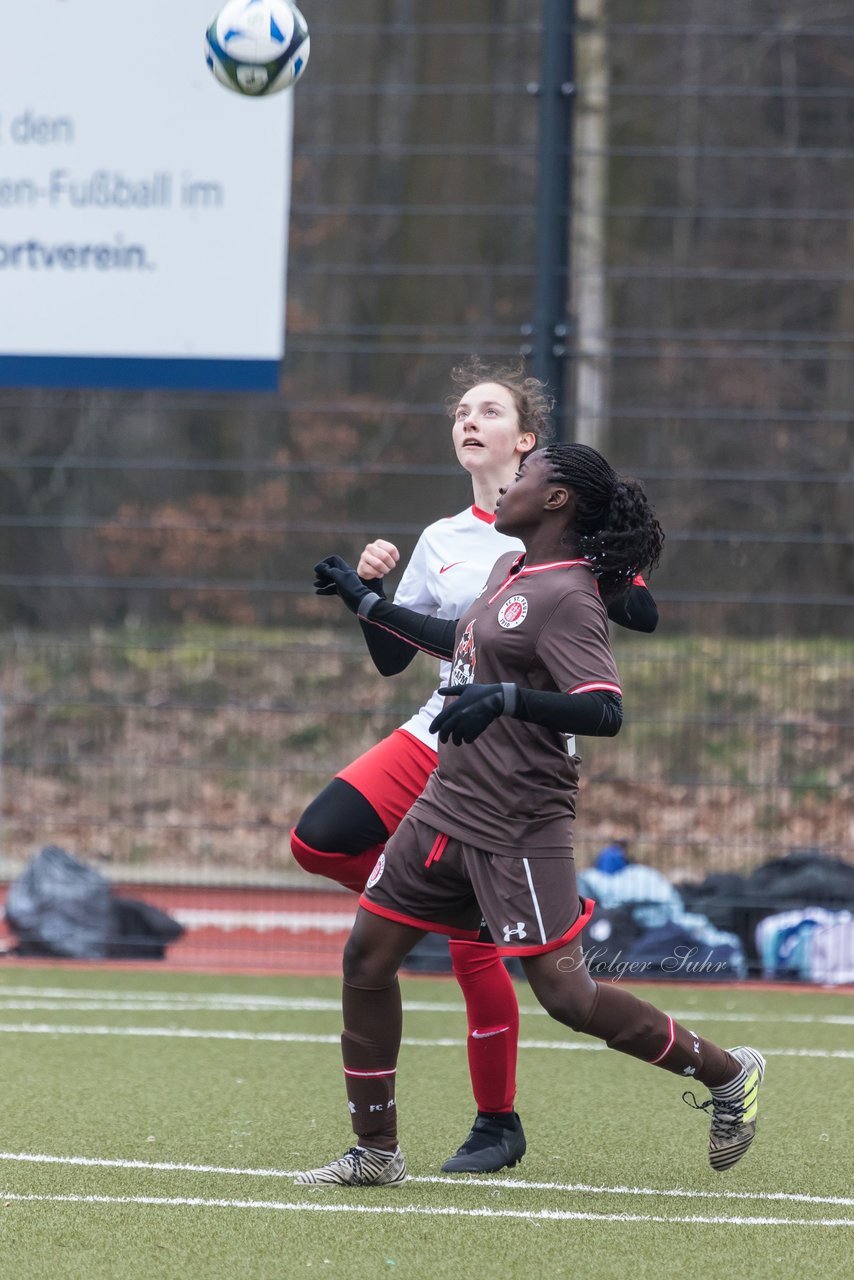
{"left": 337, "top": 728, "right": 438, "bottom": 836}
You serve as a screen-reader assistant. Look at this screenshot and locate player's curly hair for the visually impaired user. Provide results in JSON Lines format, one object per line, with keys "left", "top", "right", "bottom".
{"left": 543, "top": 442, "right": 665, "bottom": 601}
{"left": 448, "top": 357, "right": 555, "bottom": 450}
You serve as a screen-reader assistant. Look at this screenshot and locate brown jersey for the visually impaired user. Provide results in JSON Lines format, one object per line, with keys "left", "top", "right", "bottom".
{"left": 409, "top": 551, "right": 621, "bottom": 854}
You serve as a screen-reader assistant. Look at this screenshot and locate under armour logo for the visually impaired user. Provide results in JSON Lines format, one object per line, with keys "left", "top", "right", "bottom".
{"left": 502, "top": 922, "right": 528, "bottom": 942}
{"left": 682, "top": 1066, "right": 697, "bottom": 1076}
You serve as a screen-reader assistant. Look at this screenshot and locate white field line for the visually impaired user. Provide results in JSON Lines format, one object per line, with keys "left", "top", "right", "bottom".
{"left": 0, "top": 1022, "right": 852, "bottom": 1058}
{"left": 0, "top": 1000, "right": 349, "bottom": 1014}
{"left": 0, "top": 1189, "right": 851, "bottom": 1227}
{"left": 0, "top": 985, "right": 851, "bottom": 1026}
{"left": 171, "top": 909, "right": 356, "bottom": 933}
{"left": 1, "top": 1150, "right": 852, "bottom": 1210}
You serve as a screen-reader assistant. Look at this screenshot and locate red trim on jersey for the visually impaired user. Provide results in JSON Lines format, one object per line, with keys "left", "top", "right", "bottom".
{"left": 567, "top": 680, "right": 623, "bottom": 696}
{"left": 358, "top": 896, "right": 481, "bottom": 941}
{"left": 486, "top": 556, "right": 592, "bottom": 605}
{"left": 649, "top": 1015, "right": 676, "bottom": 1065}
{"left": 518, "top": 559, "right": 592, "bottom": 576}
{"left": 485, "top": 554, "right": 525, "bottom": 603}
{"left": 495, "top": 896, "right": 596, "bottom": 957}
{"left": 471, "top": 505, "right": 496, "bottom": 524}
{"left": 632, "top": 573, "right": 647, "bottom": 587}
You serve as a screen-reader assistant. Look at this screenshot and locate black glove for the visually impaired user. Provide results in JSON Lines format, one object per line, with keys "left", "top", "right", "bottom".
{"left": 430, "top": 683, "right": 517, "bottom": 745}
{"left": 313, "top": 555, "right": 379, "bottom": 615}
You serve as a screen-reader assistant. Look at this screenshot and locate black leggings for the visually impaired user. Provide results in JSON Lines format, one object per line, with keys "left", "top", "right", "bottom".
{"left": 294, "top": 777, "right": 496, "bottom": 944}
{"left": 294, "top": 777, "right": 389, "bottom": 855}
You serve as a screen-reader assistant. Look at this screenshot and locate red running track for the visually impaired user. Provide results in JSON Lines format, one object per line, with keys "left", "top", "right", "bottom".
{"left": 2, "top": 883, "right": 851, "bottom": 990}
{"left": 0, "top": 882, "right": 358, "bottom": 975}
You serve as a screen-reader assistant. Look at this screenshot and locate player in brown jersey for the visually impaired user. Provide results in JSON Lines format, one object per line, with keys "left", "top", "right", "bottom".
{"left": 296, "top": 442, "right": 765, "bottom": 1189}
{"left": 290, "top": 361, "right": 657, "bottom": 1176}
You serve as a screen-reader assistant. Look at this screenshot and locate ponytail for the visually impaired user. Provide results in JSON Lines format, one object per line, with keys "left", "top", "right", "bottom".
{"left": 543, "top": 443, "right": 664, "bottom": 601}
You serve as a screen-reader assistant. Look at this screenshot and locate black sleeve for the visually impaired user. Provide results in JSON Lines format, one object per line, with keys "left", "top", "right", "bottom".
{"left": 510, "top": 688, "right": 623, "bottom": 737}
{"left": 359, "top": 595, "right": 458, "bottom": 663}
{"left": 353, "top": 579, "right": 421, "bottom": 676}
{"left": 607, "top": 584, "right": 659, "bottom": 633}
{"left": 358, "top": 617, "right": 420, "bottom": 676}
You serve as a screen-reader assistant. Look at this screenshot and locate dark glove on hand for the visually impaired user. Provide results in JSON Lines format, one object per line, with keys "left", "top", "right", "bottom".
{"left": 313, "top": 555, "right": 376, "bottom": 614}
{"left": 430, "top": 683, "right": 517, "bottom": 745}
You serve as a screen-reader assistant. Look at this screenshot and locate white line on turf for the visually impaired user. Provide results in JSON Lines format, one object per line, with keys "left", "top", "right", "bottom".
{"left": 0, "top": 986, "right": 851, "bottom": 1025}
{"left": 0, "top": 1022, "right": 852, "bottom": 1058}
{"left": 0, "top": 1151, "right": 852, "bottom": 1208}
{"left": 0, "top": 1000, "right": 347, "bottom": 1014}
{"left": 171, "top": 909, "right": 357, "bottom": 932}
{"left": 0, "top": 1190, "right": 851, "bottom": 1226}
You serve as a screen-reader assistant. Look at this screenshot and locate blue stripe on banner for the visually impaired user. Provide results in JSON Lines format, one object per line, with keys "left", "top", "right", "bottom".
{"left": 0, "top": 356, "right": 281, "bottom": 392}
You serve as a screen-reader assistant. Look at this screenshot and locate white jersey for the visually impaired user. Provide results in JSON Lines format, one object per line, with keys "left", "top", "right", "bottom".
{"left": 392, "top": 504, "right": 524, "bottom": 749}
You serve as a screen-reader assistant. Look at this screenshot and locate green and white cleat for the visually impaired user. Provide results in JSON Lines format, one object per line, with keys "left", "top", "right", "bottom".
{"left": 294, "top": 1145, "right": 407, "bottom": 1187}
{"left": 685, "top": 1046, "right": 766, "bottom": 1171}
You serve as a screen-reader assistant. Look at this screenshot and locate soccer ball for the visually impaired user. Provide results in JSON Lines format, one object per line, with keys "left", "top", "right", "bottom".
{"left": 205, "top": 0, "right": 310, "bottom": 96}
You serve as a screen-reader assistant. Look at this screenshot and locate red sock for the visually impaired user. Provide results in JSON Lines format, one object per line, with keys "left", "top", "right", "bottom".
{"left": 289, "top": 829, "right": 383, "bottom": 895}
{"left": 449, "top": 939, "right": 519, "bottom": 1113}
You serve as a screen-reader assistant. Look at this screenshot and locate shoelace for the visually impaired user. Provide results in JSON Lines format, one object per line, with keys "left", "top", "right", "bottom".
{"left": 342, "top": 1146, "right": 368, "bottom": 1183}
{"left": 682, "top": 1090, "right": 744, "bottom": 1135}
{"left": 343, "top": 1146, "right": 394, "bottom": 1185}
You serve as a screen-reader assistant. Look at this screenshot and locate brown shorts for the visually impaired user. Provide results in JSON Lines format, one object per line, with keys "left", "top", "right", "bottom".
{"left": 360, "top": 814, "right": 594, "bottom": 956}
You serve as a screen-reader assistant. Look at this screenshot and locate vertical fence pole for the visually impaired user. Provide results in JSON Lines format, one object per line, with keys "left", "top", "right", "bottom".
{"left": 0, "top": 697, "right": 4, "bottom": 864}
{"left": 529, "top": 0, "right": 575, "bottom": 439}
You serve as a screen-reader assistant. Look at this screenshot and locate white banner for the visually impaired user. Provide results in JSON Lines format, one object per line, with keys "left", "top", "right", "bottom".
{"left": 0, "top": 0, "right": 294, "bottom": 389}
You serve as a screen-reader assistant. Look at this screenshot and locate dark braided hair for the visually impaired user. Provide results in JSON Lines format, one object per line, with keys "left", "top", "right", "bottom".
{"left": 448, "top": 357, "right": 555, "bottom": 452}
{"left": 542, "top": 442, "right": 665, "bottom": 601}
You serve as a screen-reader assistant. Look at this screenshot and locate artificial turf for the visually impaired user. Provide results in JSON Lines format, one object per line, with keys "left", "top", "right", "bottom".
{"left": 0, "top": 967, "right": 850, "bottom": 1279}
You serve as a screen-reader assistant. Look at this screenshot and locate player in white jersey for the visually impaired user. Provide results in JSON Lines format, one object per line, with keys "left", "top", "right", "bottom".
{"left": 291, "top": 359, "right": 657, "bottom": 1173}
{"left": 381, "top": 503, "right": 525, "bottom": 748}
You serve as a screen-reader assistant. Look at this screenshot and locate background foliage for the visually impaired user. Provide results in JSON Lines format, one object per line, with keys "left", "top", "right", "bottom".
{"left": 1, "top": 2, "right": 852, "bottom": 874}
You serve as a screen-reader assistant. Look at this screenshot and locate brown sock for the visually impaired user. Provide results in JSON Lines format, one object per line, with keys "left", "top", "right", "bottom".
{"left": 341, "top": 979, "right": 402, "bottom": 1151}
{"left": 578, "top": 982, "right": 739, "bottom": 1086}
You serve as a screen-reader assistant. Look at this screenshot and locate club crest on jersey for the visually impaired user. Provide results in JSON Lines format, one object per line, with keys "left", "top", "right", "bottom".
{"left": 497, "top": 594, "right": 528, "bottom": 629}
{"left": 366, "top": 853, "right": 385, "bottom": 889}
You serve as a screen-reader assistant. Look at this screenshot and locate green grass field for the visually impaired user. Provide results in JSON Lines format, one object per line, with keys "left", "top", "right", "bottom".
{"left": 0, "top": 967, "right": 851, "bottom": 1279}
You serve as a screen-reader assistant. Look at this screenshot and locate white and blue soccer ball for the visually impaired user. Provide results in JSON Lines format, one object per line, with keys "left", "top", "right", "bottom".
{"left": 205, "top": 0, "right": 310, "bottom": 96}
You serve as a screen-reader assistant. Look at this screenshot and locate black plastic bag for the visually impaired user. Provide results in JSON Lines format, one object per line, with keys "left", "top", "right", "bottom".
{"left": 5, "top": 846, "right": 185, "bottom": 961}
{"left": 108, "top": 897, "right": 185, "bottom": 960}
{"left": 5, "top": 845, "right": 113, "bottom": 959}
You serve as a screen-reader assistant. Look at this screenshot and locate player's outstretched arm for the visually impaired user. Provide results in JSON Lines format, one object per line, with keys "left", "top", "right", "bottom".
{"left": 430, "top": 684, "right": 623, "bottom": 746}
{"left": 606, "top": 580, "right": 658, "bottom": 633}
{"left": 358, "top": 608, "right": 421, "bottom": 676}
{"left": 314, "top": 556, "right": 457, "bottom": 663}
{"left": 351, "top": 539, "right": 424, "bottom": 675}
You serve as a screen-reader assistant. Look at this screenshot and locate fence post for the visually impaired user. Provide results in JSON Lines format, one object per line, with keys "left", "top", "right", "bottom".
{"left": 530, "top": 0, "right": 575, "bottom": 439}
{"left": 0, "top": 696, "right": 4, "bottom": 864}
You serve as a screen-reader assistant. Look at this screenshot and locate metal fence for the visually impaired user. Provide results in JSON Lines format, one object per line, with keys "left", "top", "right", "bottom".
{"left": 1, "top": 2, "right": 853, "bottom": 972}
